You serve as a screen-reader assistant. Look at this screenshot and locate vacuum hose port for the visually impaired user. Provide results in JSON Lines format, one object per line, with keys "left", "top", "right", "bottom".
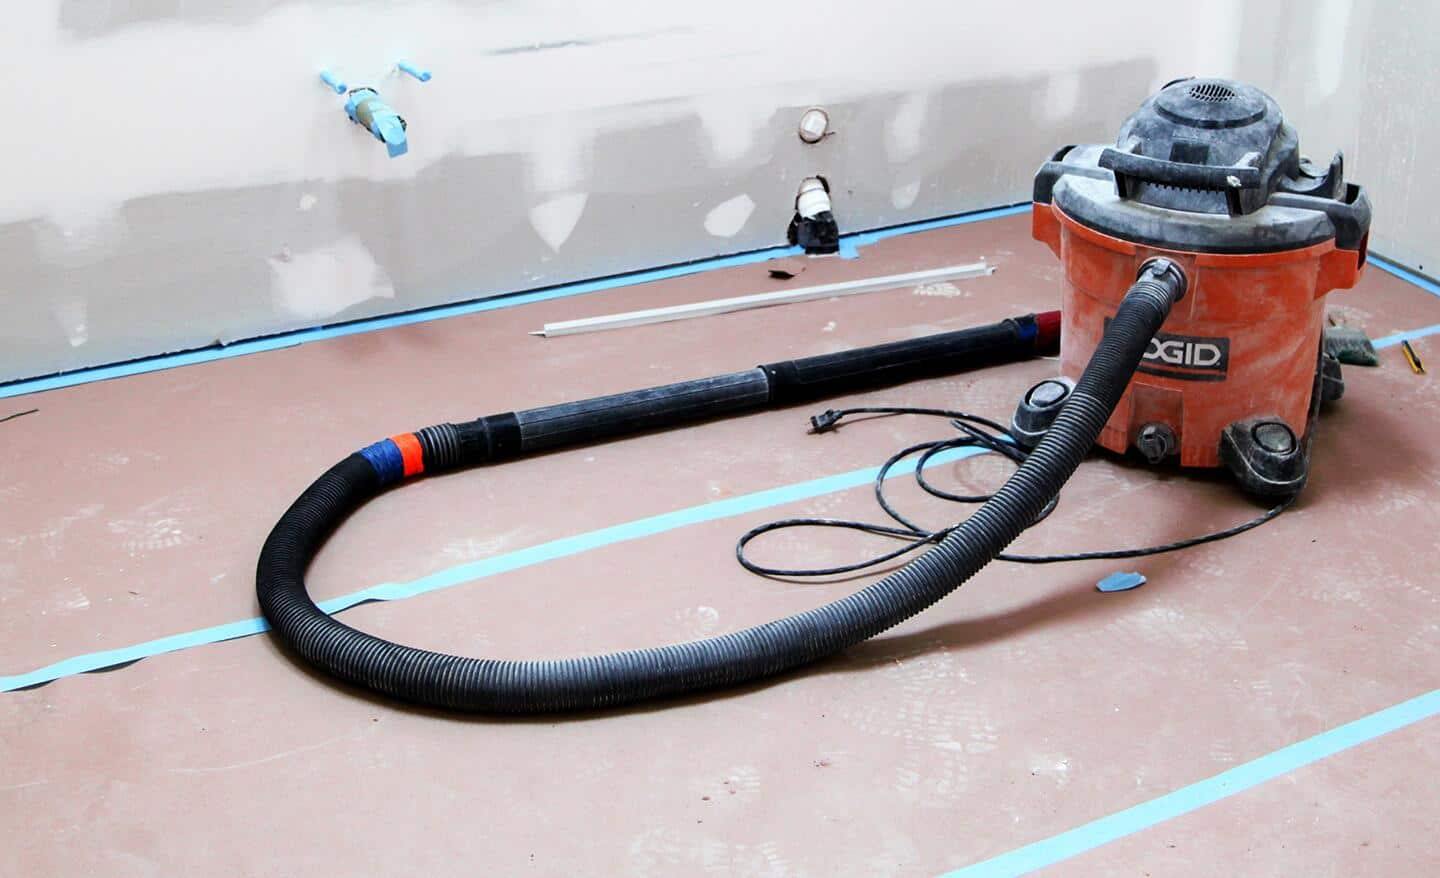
{"left": 1136, "top": 257, "right": 1187, "bottom": 301}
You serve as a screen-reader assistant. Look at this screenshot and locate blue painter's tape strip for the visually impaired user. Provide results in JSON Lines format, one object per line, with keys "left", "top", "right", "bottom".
{"left": 0, "top": 445, "right": 990, "bottom": 692}
{"left": 358, "top": 438, "right": 404, "bottom": 485}
{"left": 941, "top": 688, "right": 1440, "bottom": 877}
{"left": 1373, "top": 321, "right": 1440, "bottom": 350}
{"left": 1368, "top": 253, "right": 1440, "bottom": 299}
{"left": 0, "top": 205, "right": 1029, "bottom": 402}
{"left": 0, "top": 618, "right": 272, "bottom": 693}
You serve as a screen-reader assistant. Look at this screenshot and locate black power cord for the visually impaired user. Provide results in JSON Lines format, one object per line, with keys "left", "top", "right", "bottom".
{"left": 736, "top": 406, "right": 1293, "bottom": 578}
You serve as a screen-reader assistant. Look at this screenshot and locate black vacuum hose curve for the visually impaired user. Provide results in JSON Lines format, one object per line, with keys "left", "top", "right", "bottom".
{"left": 258, "top": 270, "right": 1181, "bottom": 712}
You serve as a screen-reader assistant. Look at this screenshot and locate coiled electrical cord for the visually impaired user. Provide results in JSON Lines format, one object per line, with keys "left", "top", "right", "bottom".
{"left": 736, "top": 405, "right": 1293, "bottom": 579}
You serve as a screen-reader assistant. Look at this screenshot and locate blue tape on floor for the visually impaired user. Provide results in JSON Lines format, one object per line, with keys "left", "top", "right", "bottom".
{"left": 941, "top": 687, "right": 1440, "bottom": 877}
{"left": 1373, "top": 322, "right": 1440, "bottom": 350}
{"left": 0, "top": 445, "right": 990, "bottom": 692}
{"left": 1368, "top": 253, "right": 1440, "bottom": 299}
{"left": 0, "top": 205, "right": 1030, "bottom": 401}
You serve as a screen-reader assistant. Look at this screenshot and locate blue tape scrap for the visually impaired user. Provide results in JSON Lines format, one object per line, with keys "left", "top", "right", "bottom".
{"left": 1, "top": 446, "right": 991, "bottom": 692}
{"left": 0, "top": 204, "right": 1030, "bottom": 401}
{"left": 1096, "top": 571, "right": 1146, "bottom": 593}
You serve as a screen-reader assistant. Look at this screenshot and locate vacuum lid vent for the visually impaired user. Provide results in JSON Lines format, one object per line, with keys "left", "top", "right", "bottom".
{"left": 1154, "top": 78, "right": 1269, "bottom": 130}
{"left": 1188, "top": 81, "right": 1235, "bottom": 102}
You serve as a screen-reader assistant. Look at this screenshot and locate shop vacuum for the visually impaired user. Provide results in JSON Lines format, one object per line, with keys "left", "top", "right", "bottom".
{"left": 258, "top": 78, "right": 1370, "bottom": 712}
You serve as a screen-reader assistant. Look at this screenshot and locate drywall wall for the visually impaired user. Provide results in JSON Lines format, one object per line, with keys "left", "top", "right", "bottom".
{"left": 1340, "top": 0, "right": 1440, "bottom": 276}
{"left": 0, "top": 0, "right": 1428, "bottom": 384}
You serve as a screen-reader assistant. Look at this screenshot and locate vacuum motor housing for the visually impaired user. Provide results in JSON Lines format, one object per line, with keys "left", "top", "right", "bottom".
{"left": 1022, "top": 77, "right": 1371, "bottom": 495}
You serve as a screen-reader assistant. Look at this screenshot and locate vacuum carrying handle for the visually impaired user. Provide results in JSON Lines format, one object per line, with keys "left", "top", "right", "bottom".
{"left": 1100, "top": 148, "right": 1262, "bottom": 215}
{"left": 1099, "top": 149, "right": 1261, "bottom": 190}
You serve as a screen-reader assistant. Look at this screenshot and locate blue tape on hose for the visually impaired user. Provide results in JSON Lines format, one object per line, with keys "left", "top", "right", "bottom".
{"left": 358, "top": 439, "right": 405, "bottom": 485}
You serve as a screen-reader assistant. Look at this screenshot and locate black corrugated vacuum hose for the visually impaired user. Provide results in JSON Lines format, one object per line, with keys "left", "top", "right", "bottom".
{"left": 258, "top": 263, "right": 1182, "bottom": 712}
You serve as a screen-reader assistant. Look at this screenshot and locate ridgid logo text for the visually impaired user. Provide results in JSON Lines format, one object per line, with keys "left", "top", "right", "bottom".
{"left": 1103, "top": 318, "right": 1231, "bottom": 381}
{"left": 1139, "top": 331, "right": 1230, "bottom": 381}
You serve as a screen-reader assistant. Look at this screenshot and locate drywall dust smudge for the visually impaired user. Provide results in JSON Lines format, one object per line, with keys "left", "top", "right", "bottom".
{"left": 1039, "top": 69, "right": 1081, "bottom": 121}
{"left": 891, "top": 177, "right": 922, "bottom": 210}
{"left": 703, "top": 194, "right": 755, "bottom": 238}
{"left": 267, "top": 237, "right": 395, "bottom": 321}
{"left": 674, "top": 604, "right": 722, "bottom": 638}
{"left": 107, "top": 516, "right": 193, "bottom": 555}
{"left": 52, "top": 297, "right": 88, "bottom": 347}
{"left": 529, "top": 193, "right": 590, "bottom": 252}
{"left": 885, "top": 93, "right": 930, "bottom": 163}
{"left": 913, "top": 281, "right": 965, "bottom": 298}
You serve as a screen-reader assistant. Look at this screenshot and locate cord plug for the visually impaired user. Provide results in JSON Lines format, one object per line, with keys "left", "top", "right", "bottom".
{"left": 809, "top": 409, "right": 844, "bottom": 433}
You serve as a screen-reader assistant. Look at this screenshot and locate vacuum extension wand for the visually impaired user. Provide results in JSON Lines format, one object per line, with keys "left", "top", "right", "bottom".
{"left": 257, "top": 272, "right": 1179, "bottom": 713}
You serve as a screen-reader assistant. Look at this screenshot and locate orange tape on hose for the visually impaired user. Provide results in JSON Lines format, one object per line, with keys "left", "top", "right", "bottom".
{"left": 390, "top": 432, "right": 425, "bottom": 477}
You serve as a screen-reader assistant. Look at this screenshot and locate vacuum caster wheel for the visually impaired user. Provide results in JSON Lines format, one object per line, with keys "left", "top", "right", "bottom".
{"left": 1219, "top": 417, "right": 1308, "bottom": 498}
{"left": 1011, "top": 377, "right": 1076, "bottom": 449}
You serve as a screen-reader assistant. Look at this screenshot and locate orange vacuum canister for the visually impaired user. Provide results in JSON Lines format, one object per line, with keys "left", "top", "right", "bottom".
{"left": 1012, "top": 77, "right": 1372, "bottom": 497}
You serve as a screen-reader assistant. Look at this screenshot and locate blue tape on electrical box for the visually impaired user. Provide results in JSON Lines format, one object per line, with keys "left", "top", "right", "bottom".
{"left": 397, "top": 60, "right": 432, "bottom": 82}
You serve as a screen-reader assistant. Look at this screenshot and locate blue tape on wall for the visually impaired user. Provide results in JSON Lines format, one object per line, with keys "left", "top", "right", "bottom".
{"left": 0, "top": 445, "right": 991, "bottom": 692}
{"left": 0, "top": 204, "right": 1030, "bottom": 401}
